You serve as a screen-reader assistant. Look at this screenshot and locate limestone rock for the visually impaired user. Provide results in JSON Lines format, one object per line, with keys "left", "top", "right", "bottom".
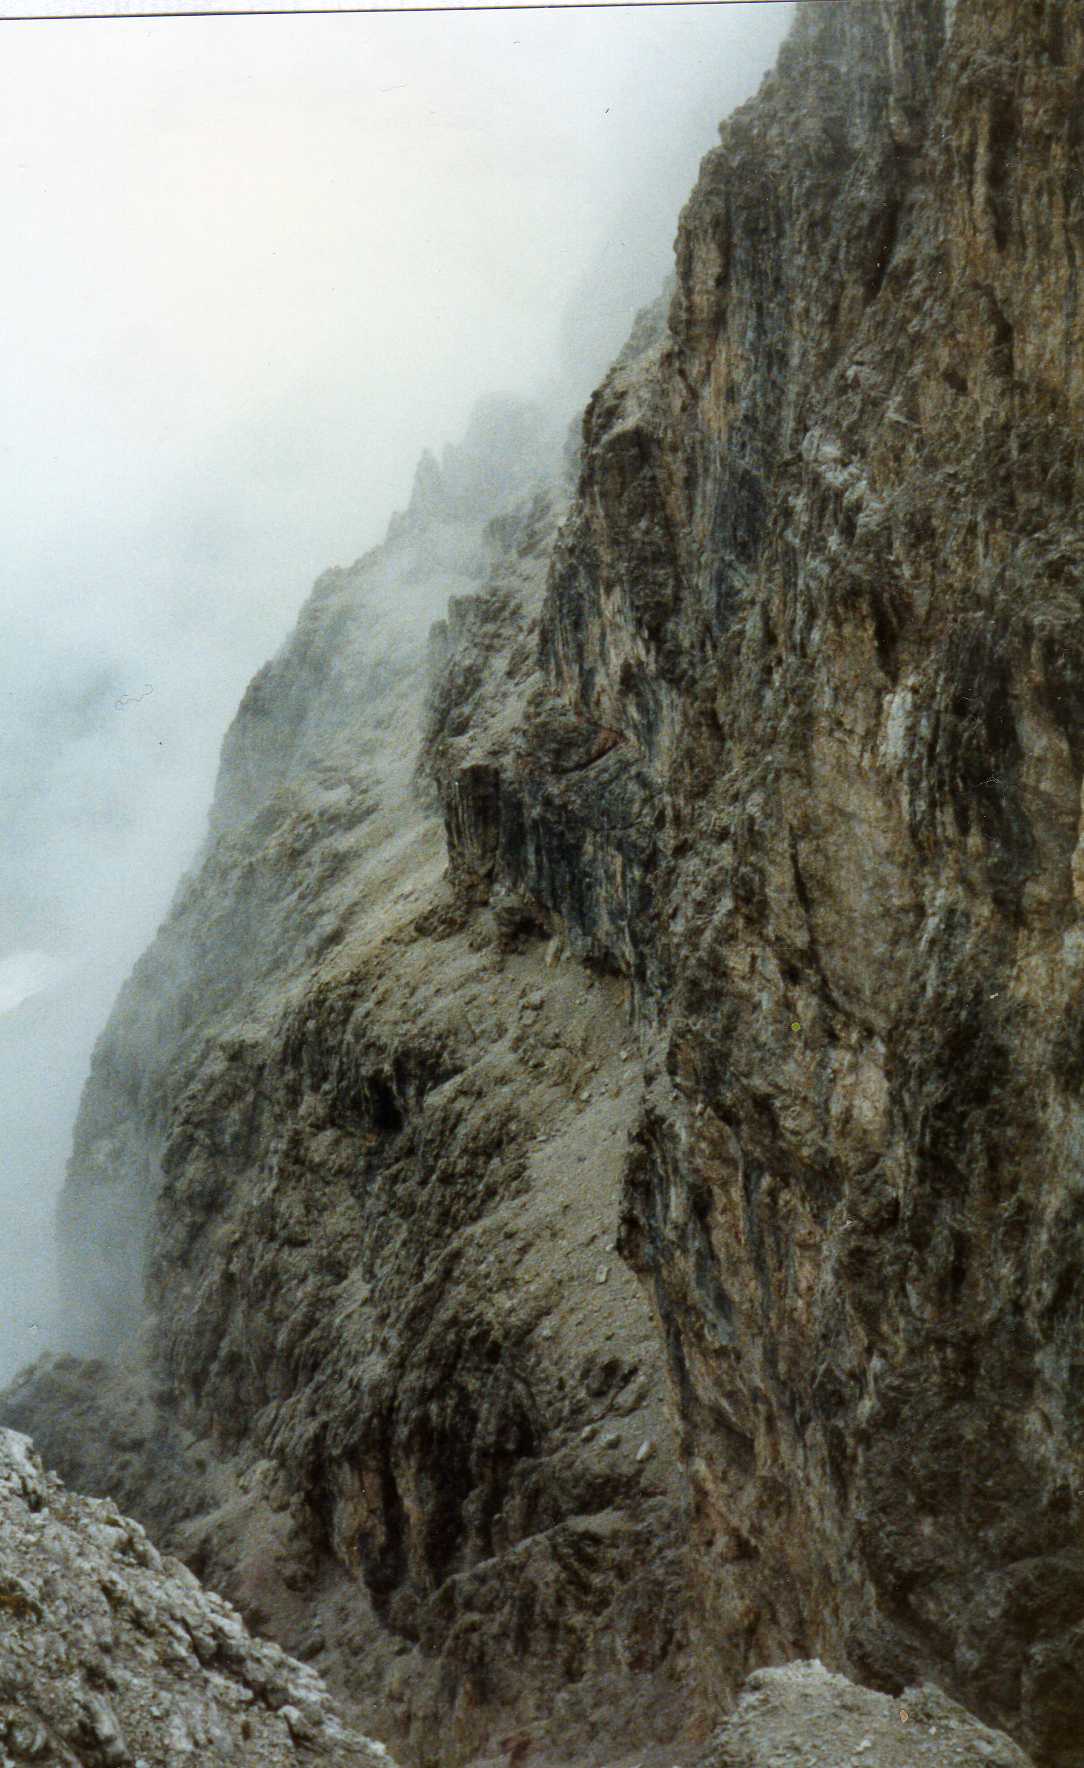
{"left": 428, "top": 2, "right": 1084, "bottom": 1763}
{"left": 700, "top": 1661, "right": 1035, "bottom": 1768}
{"left": 0, "top": 1427, "right": 390, "bottom": 1766}
{"left": 1, "top": 417, "right": 693, "bottom": 1768}
{"left": 3, "top": 5, "right": 1083, "bottom": 1768}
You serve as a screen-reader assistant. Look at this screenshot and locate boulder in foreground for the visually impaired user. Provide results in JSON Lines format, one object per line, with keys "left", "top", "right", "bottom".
{"left": 0, "top": 1427, "right": 393, "bottom": 1766}
{"left": 702, "top": 1660, "right": 1036, "bottom": 1768}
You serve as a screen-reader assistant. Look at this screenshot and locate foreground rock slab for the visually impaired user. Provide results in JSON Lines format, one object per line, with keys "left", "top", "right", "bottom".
{"left": 701, "top": 1661, "right": 1036, "bottom": 1768}
{"left": 0, "top": 1428, "right": 391, "bottom": 1766}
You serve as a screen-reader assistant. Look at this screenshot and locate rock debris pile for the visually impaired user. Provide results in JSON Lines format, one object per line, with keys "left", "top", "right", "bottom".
{"left": 0, "top": 1429, "right": 393, "bottom": 1766}
{"left": 699, "top": 1661, "right": 1034, "bottom": 1768}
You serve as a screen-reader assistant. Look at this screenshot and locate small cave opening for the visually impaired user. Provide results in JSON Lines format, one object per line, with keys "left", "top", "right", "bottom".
{"left": 369, "top": 1074, "right": 404, "bottom": 1136}
{"left": 863, "top": 196, "right": 901, "bottom": 305}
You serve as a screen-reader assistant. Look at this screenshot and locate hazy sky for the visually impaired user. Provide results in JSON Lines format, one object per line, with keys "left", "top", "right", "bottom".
{"left": 0, "top": 0, "right": 793, "bottom": 1376}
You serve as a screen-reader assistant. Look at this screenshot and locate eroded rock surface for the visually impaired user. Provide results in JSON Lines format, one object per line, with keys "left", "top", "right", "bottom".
{"left": 1, "top": 410, "right": 696, "bottom": 1768}
{"left": 2, "top": 4, "right": 1082, "bottom": 1768}
{"left": 699, "top": 1660, "right": 1035, "bottom": 1768}
{"left": 427, "top": 1, "right": 1084, "bottom": 1762}
{"left": 0, "top": 1427, "right": 390, "bottom": 1766}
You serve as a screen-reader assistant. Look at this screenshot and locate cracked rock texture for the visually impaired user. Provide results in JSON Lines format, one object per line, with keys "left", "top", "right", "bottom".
{"left": 1, "top": 405, "right": 696, "bottom": 1768}
{"left": 697, "top": 1660, "right": 1035, "bottom": 1768}
{"left": 429, "top": 1, "right": 1084, "bottom": 1761}
{"left": 0, "top": 1427, "right": 391, "bottom": 1766}
{"left": 1, "top": 4, "right": 1082, "bottom": 1768}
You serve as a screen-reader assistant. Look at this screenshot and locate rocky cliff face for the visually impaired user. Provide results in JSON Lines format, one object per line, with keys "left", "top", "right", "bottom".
{"left": 4, "top": 400, "right": 697, "bottom": 1768}
{"left": 3, "top": 4, "right": 1083, "bottom": 1768}
{"left": 0, "top": 1428, "right": 1035, "bottom": 1768}
{"left": 429, "top": 3, "right": 1084, "bottom": 1761}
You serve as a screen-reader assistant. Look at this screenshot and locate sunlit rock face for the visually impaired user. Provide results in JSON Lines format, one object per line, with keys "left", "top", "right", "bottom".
{"left": 3, "top": 4, "right": 1083, "bottom": 1768}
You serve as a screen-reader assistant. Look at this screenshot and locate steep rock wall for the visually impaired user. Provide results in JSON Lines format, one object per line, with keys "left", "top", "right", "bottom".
{"left": 3, "top": 5, "right": 1083, "bottom": 1768}
{"left": 430, "top": 3, "right": 1084, "bottom": 1764}
{"left": 4, "top": 409, "right": 698, "bottom": 1768}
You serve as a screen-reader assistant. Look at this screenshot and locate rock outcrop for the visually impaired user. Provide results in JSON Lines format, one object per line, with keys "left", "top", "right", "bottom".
{"left": 3, "top": 408, "right": 697, "bottom": 1768}
{"left": 698, "top": 1659, "right": 1036, "bottom": 1768}
{"left": 3, "top": 4, "right": 1083, "bottom": 1768}
{"left": 0, "top": 1426, "right": 391, "bottom": 1766}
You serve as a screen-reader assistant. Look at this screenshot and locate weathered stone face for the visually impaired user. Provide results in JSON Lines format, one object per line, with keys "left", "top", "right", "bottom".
{"left": 0, "top": 1426, "right": 392, "bottom": 1767}
{"left": 3, "top": 438, "right": 699, "bottom": 1768}
{"left": 3, "top": 5, "right": 1083, "bottom": 1768}
{"left": 432, "top": 2, "right": 1084, "bottom": 1762}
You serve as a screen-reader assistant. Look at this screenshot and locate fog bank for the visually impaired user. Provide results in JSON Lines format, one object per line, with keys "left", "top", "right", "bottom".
{"left": 0, "top": 0, "right": 793, "bottom": 1380}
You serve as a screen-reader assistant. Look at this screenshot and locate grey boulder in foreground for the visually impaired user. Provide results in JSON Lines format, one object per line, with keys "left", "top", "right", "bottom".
{"left": 0, "top": 1427, "right": 393, "bottom": 1766}
{"left": 701, "top": 1660, "right": 1035, "bottom": 1768}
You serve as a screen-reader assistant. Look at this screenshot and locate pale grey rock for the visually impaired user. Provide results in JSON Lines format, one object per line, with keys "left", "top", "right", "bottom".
{"left": 0, "top": 1429, "right": 391, "bottom": 1766}
{"left": 700, "top": 1661, "right": 1035, "bottom": 1768}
